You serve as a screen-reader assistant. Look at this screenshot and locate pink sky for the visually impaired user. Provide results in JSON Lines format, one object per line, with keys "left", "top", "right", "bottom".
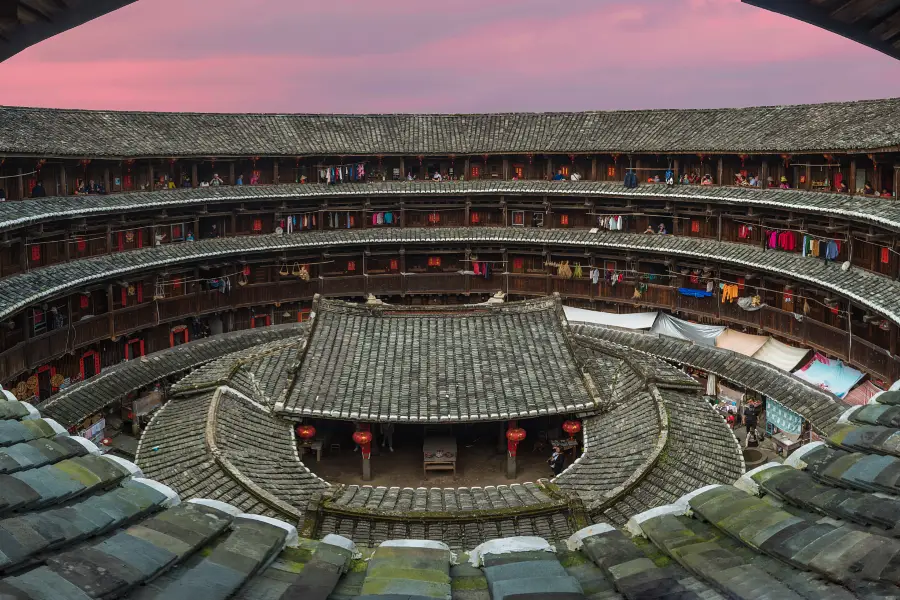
{"left": 2, "top": 0, "right": 899, "bottom": 113}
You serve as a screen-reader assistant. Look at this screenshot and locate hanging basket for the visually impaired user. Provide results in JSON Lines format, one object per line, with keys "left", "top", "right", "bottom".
{"left": 279, "top": 263, "right": 289, "bottom": 276}
{"left": 25, "top": 375, "right": 38, "bottom": 391}
{"left": 291, "top": 262, "right": 301, "bottom": 276}
{"left": 50, "top": 373, "right": 65, "bottom": 388}
{"left": 238, "top": 273, "right": 249, "bottom": 287}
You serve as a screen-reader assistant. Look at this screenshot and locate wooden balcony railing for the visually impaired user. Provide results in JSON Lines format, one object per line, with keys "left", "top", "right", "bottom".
{"left": 0, "top": 273, "right": 897, "bottom": 384}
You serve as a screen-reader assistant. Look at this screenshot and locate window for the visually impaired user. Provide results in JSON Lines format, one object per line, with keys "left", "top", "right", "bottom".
{"left": 532, "top": 212, "right": 544, "bottom": 228}
{"left": 511, "top": 211, "right": 525, "bottom": 227}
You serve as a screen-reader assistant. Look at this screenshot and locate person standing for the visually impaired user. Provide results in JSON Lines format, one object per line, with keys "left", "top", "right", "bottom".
{"left": 548, "top": 445, "right": 565, "bottom": 476}
{"left": 380, "top": 423, "right": 395, "bottom": 452}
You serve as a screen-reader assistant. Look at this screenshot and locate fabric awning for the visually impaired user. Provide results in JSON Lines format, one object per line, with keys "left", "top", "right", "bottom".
{"left": 843, "top": 380, "right": 883, "bottom": 406}
{"left": 715, "top": 330, "right": 768, "bottom": 357}
{"left": 751, "top": 338, "right": 810, "bottom": 372}
{"left": 793, "top": 353, "right": 864, "bottom": 399}
{"left": 766, "top": 397, "right": 803, "bottom": 434}
{"left": 563, "top": 306, "right": 657, "bottom": 329}
{"left": 650, "top": 312, "right": 725, "bottom": 346}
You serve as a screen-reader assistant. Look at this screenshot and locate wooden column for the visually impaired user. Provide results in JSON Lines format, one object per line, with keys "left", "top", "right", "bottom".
{"left": 547, "top": 157, "right": 553, "bottom": 179}
{"left": 894, "top": 166, "right": 900, "bottom": 198}
{"left": 273, "top": 160, "right": 280, "bottom": 185}
{"left": 464, "top": 199, "right": 471, "bottom": 227}
{"left": 717, "top": 157, "right": 724, "bottom": 186}
{"left": 760, "top": 161, "right": 769, "bottom": 188}
{"left": 191, "top": 163, "right": 199, "bottom": 188}
{"left": 673, "top": 159, "right": 680, "bottom": 180}
{"left": 107, "top": 285, "right": 115, "bottom": 338}
{"left": 229, "top": 162, "right": 236, "bottom": 185}
{"left": 591, "top": 158, "right": 598, "bottom": 181}
{"left": 230, "top": 210, "right": 237, "bottom": 236}
{"left": 148, "top": 160, "right": 154, "bottom": 192}
{"left": 399, "top": 158, "right": 406, "bottom": 179}
{"left": 463, "top": 158, "right": 469, "bottom": 180}
{"left": 502, "top": 158, "right": 509, "bottom": 180}
{"left": 103, "top": 168, "right": 110, "bottom": 194}
{"left": 59, "top": 164, "right": 68, "bottom": 196}
{"left": 17, "top": 168, "right": 24, "bottom": 199}
{"left": 717, "top": 212, "right": 722, "bottom": 242}
{"left": 850, "top": 159, "right": 857, "bottom": 195}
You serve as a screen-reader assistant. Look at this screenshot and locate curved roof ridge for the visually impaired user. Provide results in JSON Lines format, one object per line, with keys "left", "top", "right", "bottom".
{"left": 4, "top": 96, "right": 899, "bottom": 117}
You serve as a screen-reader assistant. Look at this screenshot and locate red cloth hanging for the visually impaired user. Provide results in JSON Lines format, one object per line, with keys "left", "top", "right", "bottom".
{"left": 513, "top": 258, "right": 524, "bottom": 270}
{"left": 79, "top": 295, "right": 89, "bottom": 309}
{"left": 252, "top": 219, "right": 262, "bottom": 232}
{"left": 560, "top": 214, "right": 569, "bottom": 226}
{"left": 691, "top": 220, "right": 700, "bottom": 233}
{"left": 882, "top": 247, "right": 891, "bottom": 264}
{"left": 347, "top": 261, "right": 356, "bottom": 271}
{"left": 389, "top": 259, "right": 399, "bottom": 271}
{"left": 76, "top": 237, "right": 86, "bottom": 252}
{"left": 737, "top": 277, "right": 745, "bottom": 292}
{"left": 30, "top": 245, "right": 40, "bottom": 262}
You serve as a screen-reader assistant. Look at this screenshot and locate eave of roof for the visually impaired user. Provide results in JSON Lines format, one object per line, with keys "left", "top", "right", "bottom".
{"left": 4, "top": 181, "right": 900, "bottom": 237}
{"left": 743, "top": 0, "right": 900, "bottom": 62}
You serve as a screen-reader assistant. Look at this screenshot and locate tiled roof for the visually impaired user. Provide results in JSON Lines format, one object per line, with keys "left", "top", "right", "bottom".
{"left": 6, "top": 181, "right": 900, "bottom": 234}
{"left": 3, "top": 97, "right": 900, "bottom": 157}
{"left": 572, "top": 324, "right": 848, "bottom": 433}
{"left": 316, "top": 482, "right": 576, "bottom": 551}
{"left": 136, "top": 338, "right": 327, "bottom": 522}
{"left": 39, "top": 323, "right": 308, "bottom": 428}
{"left": 277, "top": 296, "right": 598, "bottom": 422}
{"left": 4, "top": 227, "right": 900, "bottom": 330}
{"left": 6, "top": 305, "right": 900, "bottom": 598}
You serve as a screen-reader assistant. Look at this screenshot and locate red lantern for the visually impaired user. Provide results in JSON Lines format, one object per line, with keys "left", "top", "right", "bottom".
{"left": 100, "top": 437, "right": 112, "bottom": 447}
{"left": 506, "top": 427, "right": 527, "bottom": 457}
{"left": 562, "top": 420, "right": 582, "bottom": 439}
{"left": 353, "top": 429, "right": 373, "bottom": 459}
{"left": 296, "top": 424, "right": 316, "bottom": 440}
{"left": 352, "top": 430, "right": 373, "bottom": 446}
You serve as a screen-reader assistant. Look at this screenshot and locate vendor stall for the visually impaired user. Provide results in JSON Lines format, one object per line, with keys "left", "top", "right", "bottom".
{"left": 423, "top": 436, "right": 457, "bottom": 477}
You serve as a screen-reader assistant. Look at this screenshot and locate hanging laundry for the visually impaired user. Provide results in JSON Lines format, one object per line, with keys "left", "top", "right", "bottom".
{"left": 384, "top": 212, "right": 393, "bottom": 224}
{"left": 825, "top": 240, "right": 840, "bottom": 261}
{"left": 573, "top": 263, "right": 583, "bottom": 278}
{"left": 721, "top": 284, "right": 739, "bottom": 303}
{"left": 590, "top": 268, "right": 600, "bottom": 284}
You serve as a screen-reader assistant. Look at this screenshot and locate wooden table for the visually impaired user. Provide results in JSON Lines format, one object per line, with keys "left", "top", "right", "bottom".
{"left": 772, "top": 434, "right": 802, "bottom": 457}
{"left": 299, "top": 440, "right": 324, "bottom": 462}
{"left": 423, "top": 436, "right": 457, "bottom": 477}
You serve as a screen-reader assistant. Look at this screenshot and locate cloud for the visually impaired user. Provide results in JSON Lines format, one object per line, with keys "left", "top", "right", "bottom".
{"left": 1, "top": 0, "right": 898, "bottom": 112}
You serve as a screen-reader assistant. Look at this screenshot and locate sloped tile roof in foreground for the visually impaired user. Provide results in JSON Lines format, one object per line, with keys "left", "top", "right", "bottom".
{"left": 3, "top": 96, "right": 900, "bottom": 157}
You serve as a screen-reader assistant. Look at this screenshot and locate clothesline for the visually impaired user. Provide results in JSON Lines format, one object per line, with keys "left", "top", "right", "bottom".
{"left": 730, "top": 217, "right": 849, "bottom": 242}
{"left": 0, "top": 170, "right": 39, "bottom": 180}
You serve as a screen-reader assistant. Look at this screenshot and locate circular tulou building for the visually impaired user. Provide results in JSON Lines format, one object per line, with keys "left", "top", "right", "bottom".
{"left": 4, "top": 2, "right": 900, "bottom": 599}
